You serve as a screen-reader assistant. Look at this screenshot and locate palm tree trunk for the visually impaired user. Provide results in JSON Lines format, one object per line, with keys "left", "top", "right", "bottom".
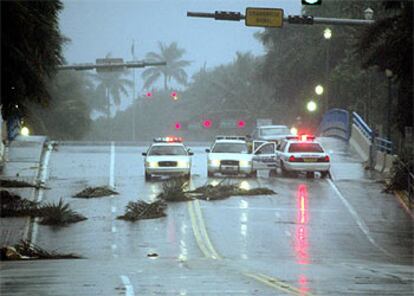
{"left": 164, "top": 74, "right": 168, "bottom": 91}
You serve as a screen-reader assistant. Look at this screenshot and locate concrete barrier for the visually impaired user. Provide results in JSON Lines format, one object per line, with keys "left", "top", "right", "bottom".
{"left": 383, "top": 154, "right": 397, "bottom": 175}
{"left": 375, "top": 151, "right": 386, "bottom": 172}
{"left": 349, "top": 124, "right": 371, "bottom": 162}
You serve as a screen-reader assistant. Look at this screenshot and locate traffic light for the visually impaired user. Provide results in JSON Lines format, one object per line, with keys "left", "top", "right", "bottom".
{"left": 202, "top": 119, "right": 213, "bottom": 129}
{"left": 170, "top": 91, "right": 178, "bottom": 101}
{"left": 288, "top": 15, "right": 314, "bottom": 25}
{"left": 237, "top": 120, "right": 246, "bottom": 128}
{"left": 174, "top": 122, "right": 182, "bottom": 130}
{"left": 302, "top": 0, "right": 322, "bottom": 5}
{"left": 146, "top": 91, "right": 153, "bottom": 98}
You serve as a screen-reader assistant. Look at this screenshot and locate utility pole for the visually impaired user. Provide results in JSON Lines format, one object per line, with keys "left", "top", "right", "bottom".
{"left": 131, "top": 41, "right": 137, "bottom": 142}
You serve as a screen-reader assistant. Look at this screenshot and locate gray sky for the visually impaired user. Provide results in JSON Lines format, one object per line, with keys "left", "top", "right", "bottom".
{"left": 59, "top": 0, "right": 301, "bottom": 111}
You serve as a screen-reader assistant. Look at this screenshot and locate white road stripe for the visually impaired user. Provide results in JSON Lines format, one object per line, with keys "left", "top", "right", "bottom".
{"left": 32, "top": 143, "right": 53, "bottom": 244}
{"left": 112, "top": 226, "right": 117, "bottom": 233}
{"left": 284, "top": 230, "right": 291, "bottom": 237}
{"left": 111, "top": 244, "right": 117, "bottom": 250}
{"left": 109, "top": 142, "right": 115, "bottom": 189}
{"left": 111, "top": 206, "right": 117, "bottom": 214}
{"left": 120, "top": 275, "right": 135, "bottom": 296}
{"left": 327, "top": 179, "right": 393, "bottom": 257}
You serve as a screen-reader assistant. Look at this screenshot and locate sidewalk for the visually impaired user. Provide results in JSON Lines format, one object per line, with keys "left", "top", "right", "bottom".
{"left": 0, "top": 136, "right": 47, "bottom": 246}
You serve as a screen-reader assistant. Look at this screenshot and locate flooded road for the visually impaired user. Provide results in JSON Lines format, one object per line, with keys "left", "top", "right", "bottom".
{"left": 1, "top": 138, "right": 413, "bottom": 295}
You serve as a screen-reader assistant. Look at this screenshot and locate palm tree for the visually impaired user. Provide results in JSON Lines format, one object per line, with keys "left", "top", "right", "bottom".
{"left": 142, "top": 42, "right": 191, "bottom": 90}
{"left": 1, "top": 1, "right": 66, "bottom": 121}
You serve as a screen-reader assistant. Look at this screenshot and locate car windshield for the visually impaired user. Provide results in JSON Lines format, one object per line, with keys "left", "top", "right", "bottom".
{"left": 260, "top": 127, "right": 290, "bottom": 136}
{"left": 288, "top": 143, "right": 324, "bottom": 153}
{"left": 212, "top": 143, "right": 248, "bottom": 154}
{"left": 148, "top": 145, "right": 187, "bottom": 156}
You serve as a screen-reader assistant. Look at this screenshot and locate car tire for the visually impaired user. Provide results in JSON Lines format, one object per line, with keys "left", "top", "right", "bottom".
{"left": 320, "top": 171, "right": 330, "bottom": 179}
{"left": 269, "top": 169, "right": 277, "bottom": 177}
{"left": 185, "top": 173, "right": 191, "bottom": 180}
{"left": 145, "top": 172, "right": 151, "bottom": 181}
{"left": 250, "top": 170, "right": 257, "bottom": 178}
{"left": 306, "top": 172, "right": 314, "bottom": 179}
{"left": 207, "top": 171, "right": 214, "bottom": 177}
{"left": 281, "top": 162, "right": 288, "bottom": 177}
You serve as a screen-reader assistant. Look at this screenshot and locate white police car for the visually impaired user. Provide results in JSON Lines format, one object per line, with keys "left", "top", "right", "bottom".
{"left": 275, "top": 135, "right": 330, "bottom": 178}
{"left": 142, "top": 137, "right": 193, "bottom": 181}
{"left": 206, "top": 136, "right": 255, "bottom": 177}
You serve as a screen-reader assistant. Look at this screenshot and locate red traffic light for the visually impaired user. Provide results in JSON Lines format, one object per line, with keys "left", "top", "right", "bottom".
{"left": 203, "top": 119, "right": 213, "bottom": 128}
{"left": 171, "top": 91, "right": 178, "bottom": 101}
{"left": 146, "top": 92, "right": 153, "bottom": 98}
{"left": 237, "top": 120, "right": 246, "bottom": 128}
{"left": 174, "top": 122, "right": 182, "bottom": 130}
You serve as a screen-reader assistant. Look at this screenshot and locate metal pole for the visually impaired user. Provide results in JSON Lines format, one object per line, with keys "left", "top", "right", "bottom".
{"left": 132, "top": 41, "right": 136, "bottom": 142}
{"left": 387, "top": 77, "right": 392, "bottom": 140}
{"left": 325, "top": 39, "right": 330, "bottom": 113}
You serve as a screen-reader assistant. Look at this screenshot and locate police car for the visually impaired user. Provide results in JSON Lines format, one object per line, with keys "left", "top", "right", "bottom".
{"left": 275, "top": 135, "right": 330, "bottom": 178}
{"left": 206, "top": 136, "right": 255, "bottom": 177}
{"left": 142, "top": 137, "right": 193, "bottom": 181}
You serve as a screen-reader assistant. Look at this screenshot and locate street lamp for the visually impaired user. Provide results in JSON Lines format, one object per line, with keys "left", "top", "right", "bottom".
{"left": 364, "top": 8, "right": 374, "bottom": 20}
{"left": 323, "top": 28, "right": 331, "bottom": 112}
{"left": 323, "top": 28, "right": 332, "bottom": 40}
{"left": 315, "top": 85, "right": 324, "bottom": 96}
{"left": 385, "top": 69, "right": 393, "bottom": 140}
{"left": 307, "top": 100, "right": 317, "bottom": 112}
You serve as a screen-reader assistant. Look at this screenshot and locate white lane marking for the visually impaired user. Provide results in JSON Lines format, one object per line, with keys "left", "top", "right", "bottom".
{"left": 120, "top": 275, "right": 135, "bottom": 296}
{"left": 32, "top": 143, "right": 53, "bottom": 244}
{"left": 109, "top": 142, "right": 115, "bottom": 189}
{"left": 111, "top": 206, "right": 117, "bottom": 214}
{"left": 327, "top": 179, "right": 393, "bottom": 257}
{"left": 284, "top": 230, "right": 291, "bottom": 237}
{"left": 112, "top": 226, "right": 117, "bottom": 233}
{"left": 111, "top": 244, "right": 118, "bottom": 250}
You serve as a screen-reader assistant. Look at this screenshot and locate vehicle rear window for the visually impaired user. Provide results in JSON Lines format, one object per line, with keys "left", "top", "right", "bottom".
{"left": 148, "top": 145, "right": 187, "bottom": 156}
{"left": 212, "top": 143, "right": 248, "bottom": 154}
{"left": 288, "top": 143, "right": 324, "bottom": 153}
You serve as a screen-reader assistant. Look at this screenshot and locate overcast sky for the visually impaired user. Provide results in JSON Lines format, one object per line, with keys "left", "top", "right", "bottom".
{"left": 59, "top": 0, "right": 301, "bottom": 111}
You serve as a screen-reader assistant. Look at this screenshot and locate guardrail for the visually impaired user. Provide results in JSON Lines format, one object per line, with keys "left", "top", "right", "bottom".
{"left": 375, "top": 137, "right": 393, "bottom": 153}
{"left": 352, "top": 112, "right": 372, "bottom": 139}
{"left": 352, "top": 112, "right": 393, "bottom": 154}
{"left": 318, "top": 108, "right": 350, "bottom": 140}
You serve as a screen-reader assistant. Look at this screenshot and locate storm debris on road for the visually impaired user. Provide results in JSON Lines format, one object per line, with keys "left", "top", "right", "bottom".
{"left": 0, "top": 190, "right": 39, "bottom": 217}
{"left": 117, "top": 200, "right": 167, "bottom": 221}
{"left": 1, "top": 191, "right": 86, "bottom": 225}
{"left": 0, "top": 240, "right": 81, "bottom": 260}
{"left": 383, "top": 158, "right": 413, "bottom": 193}
{"left": 157, "top": 177, "right": 193, "bottom": 202}
{"left": 38, "top": 199, "right": 87, "bottom": 225}
{"left": 0, "top": 179, "right": 47, "bottom": 189}
{"left": 188, "top": 180, "right": 276, "bottom": 201}
{"left": 74, "top": 186, "right": 119, "bottom": 198}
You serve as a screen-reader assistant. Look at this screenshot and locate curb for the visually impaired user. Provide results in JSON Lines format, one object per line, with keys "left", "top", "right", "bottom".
{"left": 22, "top": 138, "right": 49, "bottom": 242}
{"left": 394, "top": 190, "right": 414, "bottom": 220}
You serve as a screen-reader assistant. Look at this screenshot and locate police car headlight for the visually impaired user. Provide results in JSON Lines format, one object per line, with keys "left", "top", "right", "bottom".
{"left": 177, "top": 160, "right": 189, "bottom": 168}
{"left": 146, "top": 161, "right": 158, "bottom": 168}
{"left": 240, "top": 160, "right": 251, "bottom": 167}
{"left": 209, "top": 159, "right": 220, "bottom": 167}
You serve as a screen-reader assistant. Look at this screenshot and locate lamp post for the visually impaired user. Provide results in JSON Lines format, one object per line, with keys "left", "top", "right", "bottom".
{"left": 385, "top": 69, "right": 393, "bottom": 140}
{"left": 323, "top": 28, "right": 331, "bottom": 113}
{"left": 364, "top": 8, "right": 374, "bottom": 125}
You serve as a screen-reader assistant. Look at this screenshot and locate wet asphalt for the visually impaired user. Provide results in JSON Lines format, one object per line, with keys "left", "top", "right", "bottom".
{"left": 1, "top": 138, "right": 413, "bottom": 295}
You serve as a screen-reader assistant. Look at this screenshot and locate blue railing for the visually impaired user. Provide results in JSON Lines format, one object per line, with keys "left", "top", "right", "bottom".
{"left": 352, "top": 112, "right": 373, "bottom": 139}
{"left": 7, "top": 116, "right": 21, "bottom": 141}
{"left": 352, "top": 112, "right": 393, "bottom": 154}
{"left": 318, "top": 108, "right": 350, "bottom": 140}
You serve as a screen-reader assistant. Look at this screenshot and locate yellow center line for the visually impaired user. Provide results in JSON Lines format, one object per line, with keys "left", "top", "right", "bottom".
{"left": 193, "top": 199, "right": 221, "bottom": 260}
{"left": 188, "top": 201, "right": 212, "bottom": 258}
{"left": 188, "top": 200, "right": 316, "bottom": 296}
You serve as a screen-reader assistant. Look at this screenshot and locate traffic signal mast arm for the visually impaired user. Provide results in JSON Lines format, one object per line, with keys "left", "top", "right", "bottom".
{"left": 187, "top": 11, "right": 374, "bottom": 26}
{"left": 57, "top": 61, "right": 167, "bottom": 71}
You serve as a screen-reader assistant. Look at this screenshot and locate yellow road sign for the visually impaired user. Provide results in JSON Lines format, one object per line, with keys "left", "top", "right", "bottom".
{"left": 245, "top": 7, "right": 284, "bottom": 28}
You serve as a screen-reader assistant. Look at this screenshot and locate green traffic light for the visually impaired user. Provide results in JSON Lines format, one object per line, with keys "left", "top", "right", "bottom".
{"left": 302, "top": 0, "right": 322, "bottom": 5}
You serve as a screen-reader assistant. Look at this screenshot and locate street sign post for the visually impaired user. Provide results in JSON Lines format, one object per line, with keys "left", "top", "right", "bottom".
{"left": 245, "top": 7, "right": 284, "bottom": 28}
